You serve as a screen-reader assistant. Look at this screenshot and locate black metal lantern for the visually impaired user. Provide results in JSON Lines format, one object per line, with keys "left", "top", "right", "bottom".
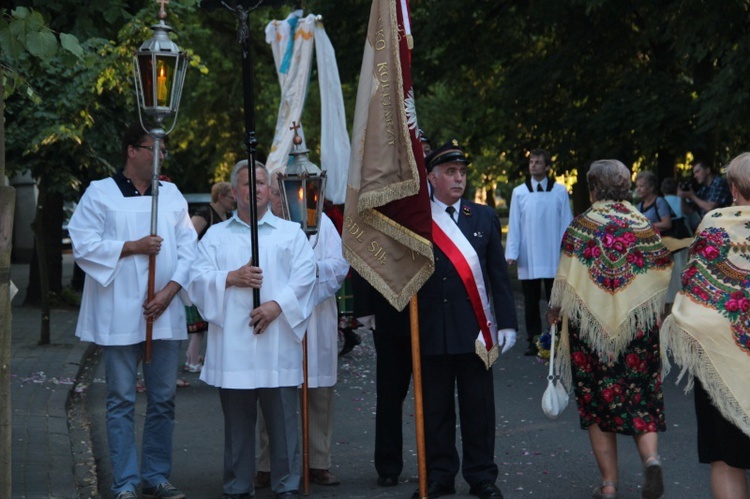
{"left": 277, "top": 123, "right": 326, "bottom": 236}
{"left": 133, "top": 2, "right": 188, "bottom": 129}
{"left": 131, "top": 0, "right": 188, "bottom": 364}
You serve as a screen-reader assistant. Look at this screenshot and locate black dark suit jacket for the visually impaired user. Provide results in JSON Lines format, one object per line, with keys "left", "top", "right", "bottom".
{"left": 418, "top": 200, "right": 518, "bottom": 355}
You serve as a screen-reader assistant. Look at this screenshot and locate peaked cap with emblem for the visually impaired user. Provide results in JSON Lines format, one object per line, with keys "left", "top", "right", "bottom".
{"left": 425, "top": 139, "right": 469, "bottom": 172}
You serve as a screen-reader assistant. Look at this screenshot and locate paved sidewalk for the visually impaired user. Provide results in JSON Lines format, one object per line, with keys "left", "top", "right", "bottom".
{"left": 9, "top": 256, "right": 95, "bottom": 499}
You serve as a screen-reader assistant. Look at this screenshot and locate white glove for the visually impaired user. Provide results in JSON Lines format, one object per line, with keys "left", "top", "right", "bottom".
{"left": 498, "top": 329, "right": 517, "bottom": 354}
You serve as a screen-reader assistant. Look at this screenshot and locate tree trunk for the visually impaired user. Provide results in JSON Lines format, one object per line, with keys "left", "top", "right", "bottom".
{"left": 25, "top": 190, "right": 63, "bottom": 306}
{"left": 30, "top": 174, "right": 51, "bottom": 345}
{"left": 484, "top": 186, "right": 496, "bottom": 209}
{"left": 46, "top": 191, "right": 63, "bottom": 293}
{"left": 1, "top": 68, "right": 14, "bottom": 499}
{"left": 24, "top": 243, "right": 41, "bottom": 305}
{"left": 571, "top": 166, "right": 590, "bottom": 216}
{"left": 0, "top": 187, "right": 15, "bottom": 499}
{"left": 71, "top": 262, "right": 85, "bottom": 292}
{"left": 657, "top": 149, "right": 677, "bottom": 186}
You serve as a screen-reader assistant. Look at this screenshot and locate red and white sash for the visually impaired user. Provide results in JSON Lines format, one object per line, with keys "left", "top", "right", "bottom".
{"left": 431, "top": 202, "right": 498, "bottom": 368}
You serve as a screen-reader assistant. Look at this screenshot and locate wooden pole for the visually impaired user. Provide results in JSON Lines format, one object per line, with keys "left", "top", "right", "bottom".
{"left": 301, "top": 334, "right": 310, "bottom": 495}
{"left": 409, "top": 295, "right": 427, "bottom": 498}
{"left": 144, "top": 133, "right": 164, "bottom": 363}
{"left": 145, "top": 253, "right": 156, "bottom": 363}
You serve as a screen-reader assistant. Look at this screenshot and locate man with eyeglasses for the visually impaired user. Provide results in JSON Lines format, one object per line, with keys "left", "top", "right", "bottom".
{"left": 67, "top": 122, "right": 196, "bottom": 499}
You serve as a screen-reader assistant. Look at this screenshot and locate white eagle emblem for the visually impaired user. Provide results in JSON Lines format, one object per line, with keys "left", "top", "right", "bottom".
{"left": 405, "top": 87, "right": 418, "bottom": 132}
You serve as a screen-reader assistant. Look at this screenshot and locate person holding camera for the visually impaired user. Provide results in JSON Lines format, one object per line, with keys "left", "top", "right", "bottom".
{"left": 678, "top": 160, "right": 732, "bottom": 230}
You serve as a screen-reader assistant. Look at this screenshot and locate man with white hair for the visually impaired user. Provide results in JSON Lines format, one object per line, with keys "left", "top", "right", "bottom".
{"left": 416, "top": 140, "right": 518, "bottom": 499}
{"left": 189, "top": 160, "right": 317, "bottom": 499}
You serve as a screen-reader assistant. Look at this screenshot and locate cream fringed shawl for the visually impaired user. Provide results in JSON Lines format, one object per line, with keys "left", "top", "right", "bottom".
{"left": 661, "top": 207, "right": 750, "bottom": 438}
{"left": 549, "top": 201, "right": 673, "bottom": 389}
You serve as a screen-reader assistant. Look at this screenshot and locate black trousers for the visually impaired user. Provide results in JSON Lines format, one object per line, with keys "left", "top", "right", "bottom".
{"left": 421, "top": 353, "right": 497, "bottom": 488}
{"left": 521, "top": 278, "right": 554, "bottom": 343}
{"left": 373, "top": 330, "right": 413, "bottom": 478}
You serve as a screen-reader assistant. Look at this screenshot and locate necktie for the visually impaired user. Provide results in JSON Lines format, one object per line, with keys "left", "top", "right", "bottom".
{"left": 446, "top": 206, "right": 458, "bottom": 224}
{"left": 537, "top": 183, "right": 544, "bottom": 192}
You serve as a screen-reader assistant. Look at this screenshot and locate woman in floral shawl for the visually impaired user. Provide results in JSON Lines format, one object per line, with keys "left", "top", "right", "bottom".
{"left": 661, "top": 152, "right": 750, "bottom": 499}
{"left": 547, "top": 160, "right": 673, "bottom": 499}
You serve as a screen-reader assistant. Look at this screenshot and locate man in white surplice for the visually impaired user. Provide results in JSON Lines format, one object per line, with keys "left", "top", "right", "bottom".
{"left": 255, "top": 174, "right": 349, "bottom": 488}
{"left": 188, "top": 160, "right": 316, "bottom": 499}
{"left": 68, "top": 122, "right": 196, "bottom": 499}
{"left": 505, "top": 148, "right": 573, "bottom": 356}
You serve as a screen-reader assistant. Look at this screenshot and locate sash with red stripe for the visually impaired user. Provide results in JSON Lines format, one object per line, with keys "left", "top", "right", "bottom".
{"left": 431, "top": 202, "right": 499, "bottom": 368}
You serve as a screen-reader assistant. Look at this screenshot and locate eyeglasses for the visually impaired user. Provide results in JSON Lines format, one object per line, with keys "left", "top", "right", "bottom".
{"left": 132, "top": 144, "right": 169, "bottom": 158}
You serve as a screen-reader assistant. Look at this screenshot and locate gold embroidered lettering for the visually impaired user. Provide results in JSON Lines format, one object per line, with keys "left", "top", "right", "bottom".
{"left": 375, "top": 17, "right": 386, "bottom": 51}
{"left": 368, "top": 241, "right": 388, "bottom": 265}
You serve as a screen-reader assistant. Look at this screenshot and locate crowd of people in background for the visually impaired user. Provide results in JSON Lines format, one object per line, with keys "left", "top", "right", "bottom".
{"left": 66, "top": 122, "right": 749, "bottom": 499}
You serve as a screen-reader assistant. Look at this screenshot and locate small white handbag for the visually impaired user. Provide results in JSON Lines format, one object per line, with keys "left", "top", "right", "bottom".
{"left": 541, "top": 323, "right": 569, "bottom": 420}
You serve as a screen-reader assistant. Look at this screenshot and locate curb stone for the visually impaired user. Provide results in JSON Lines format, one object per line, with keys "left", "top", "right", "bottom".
{"left": 67, "top": 343, "right": 100, "bottom": 498}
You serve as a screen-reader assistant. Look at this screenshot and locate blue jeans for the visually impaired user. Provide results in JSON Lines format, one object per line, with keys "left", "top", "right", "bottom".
{"left": 104, "top": 340, "right": 180, "bottom": 495}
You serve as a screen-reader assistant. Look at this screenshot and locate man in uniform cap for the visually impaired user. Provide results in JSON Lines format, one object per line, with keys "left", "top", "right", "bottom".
{"left": 415, "top": 140, "right": 518, "bottom": 499}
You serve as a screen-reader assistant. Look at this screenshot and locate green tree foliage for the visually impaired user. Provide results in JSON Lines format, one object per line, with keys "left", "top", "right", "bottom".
{"left": 2, "top": 0, "right": 750, "bottom": 344}
{"left": 3, "top": 4, "right": 126, "bottom": 314}
{"left": 312, "top": 0, "right": 750, "bottom": 212}
{"left": 6, "top": 0, "right": 750, "bottom": 225}
{"left": 0, "top": 4, "right": 85, "bottom": 490}
{"left": 168, "top": 2, "right": 287, "bottom": 188}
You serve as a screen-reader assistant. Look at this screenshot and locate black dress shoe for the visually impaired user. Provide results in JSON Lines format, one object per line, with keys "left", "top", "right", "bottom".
{"left": 274, "top": 492, "right": 299, "bottom": 499}
{"left": 254, "top": 470, "right": 270, "bottom": 489}
{"left": 377, "top": 475, "right": 399, "bottom": 487}
{"left": 524, "top": 344, "right": 539, "bottom": 356}
{"left": 411, "top": 482, "right": 456, "bottom": 499}
{"left": 469, "top": 481, "right": 504, "bottom": 499}
{"left": 339, "top": 329, "right": 362, "bottom": 356}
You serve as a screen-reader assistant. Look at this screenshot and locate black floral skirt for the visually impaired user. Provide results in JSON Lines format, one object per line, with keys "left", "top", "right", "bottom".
{"left": 569, "top": 322, "right": 666, "bottom": 435}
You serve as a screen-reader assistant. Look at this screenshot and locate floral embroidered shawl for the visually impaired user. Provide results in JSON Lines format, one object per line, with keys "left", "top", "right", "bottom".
{"left": 661, "top": 206, "right": 750, "bottom": 438}
{"left": 549, "top": 201, "right": 673, "bottom": 388}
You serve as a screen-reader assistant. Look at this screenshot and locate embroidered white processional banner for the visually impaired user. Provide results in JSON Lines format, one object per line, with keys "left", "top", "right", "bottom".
{"left": 264, "top": 11, "right": 349, "bottom": 204}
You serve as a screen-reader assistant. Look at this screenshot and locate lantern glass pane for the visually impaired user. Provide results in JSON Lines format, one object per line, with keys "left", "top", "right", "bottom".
{"left": 137, "top": 55, "right": 155, "bottom": 108}
{"left": 171, "top": 55, "right": 188, "bottom": 111}
{"left": 282, "top": 178, "right": 305, "bottom": 226}
{"left": 155, "top": 56, "right": 177, "bottom": 108}
{"left": 305, "top": 179, "right": 321, "bottom": 229}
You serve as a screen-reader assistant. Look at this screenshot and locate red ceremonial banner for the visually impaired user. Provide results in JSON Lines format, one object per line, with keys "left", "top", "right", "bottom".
{"left": 342, "top": 0, "right": 433, "bottom": 311}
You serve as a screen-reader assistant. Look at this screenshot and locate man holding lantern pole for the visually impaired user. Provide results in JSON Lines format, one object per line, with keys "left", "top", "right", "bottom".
{"left": 68, "top": 122, "right": 196, "bottom": 499}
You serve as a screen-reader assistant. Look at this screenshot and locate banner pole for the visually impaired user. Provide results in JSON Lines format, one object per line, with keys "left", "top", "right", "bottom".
{"left": 302, "top": 334, "right": 310, "bottom": 495}
{"left": 410, "top": 294, "right": 427, "bottom": 498}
